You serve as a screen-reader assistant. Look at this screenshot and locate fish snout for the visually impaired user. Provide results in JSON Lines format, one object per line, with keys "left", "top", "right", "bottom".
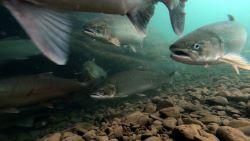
{"left": 169, "top": 44, "right": 178, "bottom": 52}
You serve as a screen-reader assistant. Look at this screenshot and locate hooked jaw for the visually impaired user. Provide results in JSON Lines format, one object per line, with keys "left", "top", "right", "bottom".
{"left": 170, "top": 44, "right": 194, "bottom": 64}
{"left": 83, "top": 27, "right": 97, "bottom": 37}
{"left": 90, "top": 84, "right": 117, "bottom": 99}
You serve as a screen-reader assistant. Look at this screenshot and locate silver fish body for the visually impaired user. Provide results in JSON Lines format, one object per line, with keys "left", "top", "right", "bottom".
{"left": 0, "top": 39, "right": 40, "bottom": 61}
{"left": 91, "top": 70, "right": 174, "bottom": 99}
{"left": 170, "top": 16, "right": 250, "bottom": 74}
{"left": 83, "top": 60, "right": 107, "bottom": 81}
{"left": 0, "top": 74, "right": 85, "bottom": 108}
{"left": 83, "top": 14, "right": 145, "bottom": 51}
{"left": 1, "top": 0, "right": 186, "bottom": 65}
{"left": 170, "top": 20, "right": 247, "bottom": 65}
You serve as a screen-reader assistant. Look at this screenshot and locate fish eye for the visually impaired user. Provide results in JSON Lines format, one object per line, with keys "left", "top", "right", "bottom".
{"left": 192, "top": 43, "right": 202, "bottom": 50}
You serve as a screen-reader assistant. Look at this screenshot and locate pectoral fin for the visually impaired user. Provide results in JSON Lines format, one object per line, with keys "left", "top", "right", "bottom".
{"left": 127, "top": 4, "right": 155, "bottom": 36}
{"left": 129, "top": 45, "right": 137, "bottom": 53}
{"left": 219, "top": 54, "right": 250, "bottom": 75}
{"left": 4, "top": 1, "right": 72, "bottom": 65}
{"left": 109, "top": 37, "right": 121, "bottom": 47}
{"left": 169, "top": 3, "right": 186, "bottom": 35}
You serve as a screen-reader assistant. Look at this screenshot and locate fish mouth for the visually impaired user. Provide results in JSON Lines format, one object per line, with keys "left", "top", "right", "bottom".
{"left": 90, "top": 92, "right": 115, "bottom": 100}
{"left": 83, "top": 28, "right": 96, "bottom": 36}
{"left": 170, "top": 45, "right": 193, "bottom": 64}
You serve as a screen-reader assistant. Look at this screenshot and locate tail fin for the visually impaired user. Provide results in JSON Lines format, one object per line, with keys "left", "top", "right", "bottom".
{"left": 4, "top": 1, "right": 72, "bottom": 65}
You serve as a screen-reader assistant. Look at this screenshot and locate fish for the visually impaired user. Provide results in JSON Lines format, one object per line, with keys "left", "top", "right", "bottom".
{"left": 1, "top": 0, "right": 186, "bottom": 65}
{"left": 90, "top": 70, "right": 175, "bottom": 99}
{"left": 168, "top": 0, "right": 186, "bottom": 35}
{"left": 170, "top": 15, "right": 249, "bottom": 74}
{"left": 0, "top": 73, "right": 88, "bottom": 112}
{"left": 0, "top": 39, "right": 40, "bottom": 60}
{"left": 83, "top": 14, "right": 145, "bottom": 52}
{"left": 83, "top": 59, "right": 107, "bottom": 81}
{"left": 0, "top": 0, "right": 154, "bottom": 65}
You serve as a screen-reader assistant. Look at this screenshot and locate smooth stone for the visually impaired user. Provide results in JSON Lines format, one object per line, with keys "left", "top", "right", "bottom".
{"left": 199, "top": 114, "right": 221, "bottom": 124}
{"left": 162, "top": 117, "right": 177, "bottom": 129}
{"left": 122, "top": 111, "right": 151, "bottom": 126}
{"left": 62, "top": 132, "right": 84, "bottom": 141}
{"left": 173, "top": 124, "right": 218, "bottom": 141}
{"left": 83, "top": 130, "right": 96, "bottom": 141}
{"left": 228, "top": 120, "right": 250, "bottom": 128}
{"left": 206, "top": 96, "right": 229, "bottom": 106}
{"left": 98, "top": 136, "right": 109, "bottom": 141}
{"left": 159, "top": 107, "right": 181, "bottom": 118}
{"left": 216, "top": 126, "right": 248, "bottom": 141}
{"left": 39, "top": 133, "right": 61, "bottom": 141}
{"left": 144, "top": 136, "right": 162, "bottom": 141}
{"left": 144, "top": 103, "right": 157, "bottom": 113}
{"left": 238, "top": 126, "right": 250, "bottom": 136}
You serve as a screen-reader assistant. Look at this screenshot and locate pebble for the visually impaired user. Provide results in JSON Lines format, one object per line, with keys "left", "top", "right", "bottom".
{"left": 216, "top": 126, "right": 248, "bottom": 141}
{"left": 247, "top": 101, "right": 250, "bottom": 114}
{"left": 159, "top": 107, "right": 181, "bottom": 118}
{"left": 144, "top": 103, "right": 157, "bottom": 113}
{"left": 228, "top": 120, "right": 250, "bottom": 128}
{"left": 122, "top": 111, "right": 151, "bottom": 126}
{"left": 162, "top": 117, "right": 177, "bottom": 129}
{"left": 39, "top": 133, "right": 61, "bottom": 141}
{"left": 206, "top": 96, "right": 229, "bottom": 106}
{"left": 238, "top": 126, "right": 250, "bottom": 136}
{"left": 144, "top": 136, "right": 162, "bottom": 141}
{"left": 199, "top": 114, "right": 221, "bottom": 124}
{"left": 172, "top": 124, "right": 218, "bottom": 141}
{"left": 83, "top": 130, "right": 96, "bottom": 141}
{"left": 98, "top": 136, "right": 109, "bottom": 141}
{"left": 62, "top": 132, "right": 84, "bottom": 141}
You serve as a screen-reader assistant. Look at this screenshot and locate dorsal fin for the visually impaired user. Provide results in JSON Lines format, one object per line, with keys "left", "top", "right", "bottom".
{"left": 228, "top": 14, "right": 235, "bottom": 21}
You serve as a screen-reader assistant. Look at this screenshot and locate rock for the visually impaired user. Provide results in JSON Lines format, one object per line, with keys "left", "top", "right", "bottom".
{"left": 199, "top": 114, "right": 221, "bottom": 124}
{"left": 98, "top": 136, "right": 109, "bottom": 141}
{"left": 225, "top": 106, "right": 241, "bottom": 115}
{"left": 206, "top": 96, "right": 229, "bottom": 106}
{"left": 152, "top": 96, "right": 162, "bottom": 103}
{"left": 247, "top": 101, "right": 250, "bottom": 115}
{"left": 238, "top": 126, "right": 250, "bottom": 136}
{"left": 83, "top": 130, "right": 96, "bottom": 141}
{"left": 144, "top": 136, "right": 162, "bottom": 141}
{"left": 241, "top": 88, "right": 250, "bottom": 94}
{"left": 152, "top": 120, "right": 163, "bottom": 130}
{"left": 207, "top": 123, "right": 220, "bottom": 134}
{"left": 228, "top": 120, "right": 250, "bottom": 128}
{"left": 181, "top": 103, "right": 203, "bottom": 112}
{"left": 159, "top": 107, "right": 181, "bottom": 118}
{"left": 162, "top": 117, "right": 177, "bottom": 129}
{"left": 157, "top": 99, "right": 175, "bottom": 109}
{"left": 110, "top": 125, "right": 123, "bottom": 138}
{"left": 39, "top": 133, "right": 61, "bottom": 141}
{"left": 62, "top": 132, "right": 84, "bottom": 141}
{"left": 218, "top": 89, "right": 249, "bottom": 101}
{"left": 182, "top": 117, "right": 207, "bottom": 130}
{"left": 216, "top": 126, "right": 248, "bottom": 141}
{"left": 122, "top": 111, "right": 152, "bottom": 126}
{"left": 173, "top": 124, "right": 218, "bottom": 141}
{"left": 143, "top": 103, "right": 157, "bottom": 113}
